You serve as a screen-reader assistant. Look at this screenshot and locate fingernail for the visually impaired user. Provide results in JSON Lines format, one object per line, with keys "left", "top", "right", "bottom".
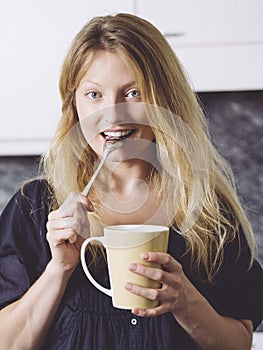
{"left": 125, "top": 282, "right": 133, "bottom": 290}
{"left": 141, "top": 252, "right": 150, "bottom": 260}
{"left": 88, "top": 203, "right": 95, "bottom": 211}
{"left": 129, "top": 263, "right": 137, "bottom": 271}
{"left": 132, "top": 309, "right": 140, "bottom": 315}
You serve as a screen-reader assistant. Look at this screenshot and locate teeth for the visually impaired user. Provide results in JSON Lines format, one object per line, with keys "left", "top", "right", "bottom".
{"left": 104, "top": 130, "right": 131, "bottom": 138}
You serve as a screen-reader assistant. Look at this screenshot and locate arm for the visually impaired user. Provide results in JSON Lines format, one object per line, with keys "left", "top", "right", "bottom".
{"left": 0, "top": 261, "right": 73, "bottom": 350}
{"left": 0, "top": 192, "right": 93, "bottom": 350}
{"left": 125, "top": 252, "right": 253, "bottom": 350}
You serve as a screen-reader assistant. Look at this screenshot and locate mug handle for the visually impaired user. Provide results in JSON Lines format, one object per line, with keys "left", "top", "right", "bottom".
{"left": 80, "top": 236, "right": 112, "bottom": 297}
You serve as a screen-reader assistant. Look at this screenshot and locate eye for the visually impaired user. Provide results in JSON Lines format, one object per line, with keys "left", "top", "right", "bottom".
{"left": 126, "top": 89, "right": 141, "bottom": 99}
{"left": 86, "top": 91, "right": 101, "bottom": 99}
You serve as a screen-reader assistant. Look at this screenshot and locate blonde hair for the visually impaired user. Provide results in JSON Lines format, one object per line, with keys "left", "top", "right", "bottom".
{"left": 41, "top": 13, "right": 255, "bottom": 281}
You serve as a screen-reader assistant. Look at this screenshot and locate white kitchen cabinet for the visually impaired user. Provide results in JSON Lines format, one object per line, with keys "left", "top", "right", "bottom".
{"left": 135, "top": 0, "right": 263, "bottom": 92}
{"left": 0, "top": 0, "right": 134, "bottom": 155}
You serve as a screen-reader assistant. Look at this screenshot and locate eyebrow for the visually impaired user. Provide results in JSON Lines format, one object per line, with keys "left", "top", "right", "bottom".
{"left": 84, "top": 80, "right": 102, "bottom": 87}
{"left": 80, "top": 80, "right": 138, "bottom": 89}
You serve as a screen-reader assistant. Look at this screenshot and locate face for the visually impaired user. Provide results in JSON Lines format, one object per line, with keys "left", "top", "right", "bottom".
{"left": 75, "top": 51, "right": 155, "bottom": 161}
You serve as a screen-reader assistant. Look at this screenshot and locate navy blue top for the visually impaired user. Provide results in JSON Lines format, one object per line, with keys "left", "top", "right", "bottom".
{"left": 0, "top": 180, "right": 262, "bottom": 349}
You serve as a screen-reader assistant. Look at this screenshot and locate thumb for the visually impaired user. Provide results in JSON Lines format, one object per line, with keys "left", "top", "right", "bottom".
{"left": 77, "top": 194, "right": 95, "bottom": 213}
{"left": 86, "top": 199, "right": 95, "bottom": 212}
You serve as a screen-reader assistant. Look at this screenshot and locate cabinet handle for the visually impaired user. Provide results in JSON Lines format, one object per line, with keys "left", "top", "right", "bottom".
{"left": 164, "top": 32, "right": 185, "bottom": 38}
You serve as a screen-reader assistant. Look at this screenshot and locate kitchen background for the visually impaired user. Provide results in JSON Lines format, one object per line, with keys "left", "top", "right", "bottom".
{"left": 0, "top": 0, "right": 262, "bottom": 337}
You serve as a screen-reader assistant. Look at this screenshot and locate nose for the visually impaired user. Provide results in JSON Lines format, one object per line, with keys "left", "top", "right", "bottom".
{"left": 104, "top": 102, "right": 125, "bottom": 125}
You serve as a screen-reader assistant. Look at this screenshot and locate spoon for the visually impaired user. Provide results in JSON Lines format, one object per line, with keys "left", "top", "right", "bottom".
{"left": 81, "top": 141, "right": 124, "bottom": 196}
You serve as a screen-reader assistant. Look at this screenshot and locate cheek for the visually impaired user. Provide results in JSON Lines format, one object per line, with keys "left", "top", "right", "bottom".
{"left": 75, "top": 87, "right": 105, "bottom": 117}
{"left": 142, "top": 127, "right": 155, "bottom": 141}
{"left": 75, "top": 92, "right": 96, "bottom": 124}
{"left": 79, "top": 119, "right": 103, "bottom": 156}
{"left": 76, "top": 99, "right": 101, "bottom": 143}
{"left": 79, "top": 118, "right": 99, "bottom": 146}
{"left": 89, "top": 137, "right": 103, "bottom": 157}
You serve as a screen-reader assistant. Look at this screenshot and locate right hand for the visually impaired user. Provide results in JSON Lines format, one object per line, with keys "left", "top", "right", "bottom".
{"left": 46, "top": 192, "right": 94, "bottom": 273}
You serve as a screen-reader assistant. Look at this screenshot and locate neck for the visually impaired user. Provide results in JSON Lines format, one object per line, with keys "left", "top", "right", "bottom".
{"left": 106, "top": 159, "right": 152, "bottom": 198}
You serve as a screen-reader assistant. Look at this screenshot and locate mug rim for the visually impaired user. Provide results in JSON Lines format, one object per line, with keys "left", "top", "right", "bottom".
{"left": 104, "top": 224, "right": 169, "bottom": 233}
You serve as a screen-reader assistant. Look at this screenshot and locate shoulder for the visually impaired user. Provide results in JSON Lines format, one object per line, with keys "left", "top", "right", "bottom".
{"left": 0, "top": 178, "right": 52, "bottom": 228}
{"left": 0, "top": 178, "right": 52, "bottom": 259}
{"left": 20, "top": 178, "right": 51, "bottom": 200}
{"left": 19, "top": 178, "right": 51, "bottom": 208}
{"left": 0, "top": 180, "right": 53, "bottom": 306}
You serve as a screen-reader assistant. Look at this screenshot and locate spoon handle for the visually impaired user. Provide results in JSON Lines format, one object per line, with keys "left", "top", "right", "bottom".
{"left": 81, "top": 152, "right": 108, "bottom": 196}
{"left": 81, "top": 141, "right": 123, "bottom": 196}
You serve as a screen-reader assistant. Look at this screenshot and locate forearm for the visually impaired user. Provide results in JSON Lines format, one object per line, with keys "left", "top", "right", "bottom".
{"left": 0, "top": 261, "right": 73, "bottom": 350}
{"left": 174, "top": 281, "right": 253, "bottom": 350}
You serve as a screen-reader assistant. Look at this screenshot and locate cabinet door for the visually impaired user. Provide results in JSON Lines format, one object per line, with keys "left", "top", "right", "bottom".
{"left": 135, "top": 0, "right": 263, "bottom": 91}
{"left": 0, "top": 0, "right": 134, "bottom": 155}
{"left": 136, "top": 0, "right": 263, "bottom": 44}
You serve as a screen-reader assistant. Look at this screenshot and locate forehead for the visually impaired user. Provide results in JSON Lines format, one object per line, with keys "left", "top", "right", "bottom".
{"left": 81, "top": 51, "right": 136, "bottom": 83}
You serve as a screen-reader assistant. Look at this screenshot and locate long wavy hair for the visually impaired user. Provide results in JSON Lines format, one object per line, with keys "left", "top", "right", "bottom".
{"left": 41, "top": 13, "right": 255, "bottom": 282}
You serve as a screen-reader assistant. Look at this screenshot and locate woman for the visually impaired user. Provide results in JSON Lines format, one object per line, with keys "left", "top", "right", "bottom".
{"left": 0, "top": 13, "right": 262, "bottom": 349}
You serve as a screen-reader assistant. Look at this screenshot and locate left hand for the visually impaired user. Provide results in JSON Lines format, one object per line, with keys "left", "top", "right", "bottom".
{"left": 125, "top": 252, "right": 189, "bottom": 317}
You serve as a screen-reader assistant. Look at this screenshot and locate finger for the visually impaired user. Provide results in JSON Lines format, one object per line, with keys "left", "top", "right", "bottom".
{"left": 68, "top": 232, "right": 78, "bottom": 244}
{"left": 70, "top": 193, "right": 94, "bottom": 213}
{"left": 131, "top": 304, "right": 169, "bottom": 318}
{"left": 46, "top": 217, "right": 79, "bottom": 231}
{"left": 141, "top": 252, "right": 181, "bottom": 272}
{"left": 126, "top": 278, "right": 180, "bottom": 303}
{"left": 48, "top": 194, "right": 94, "bottom": 219}
{"left": 51, "top": 192, "right": 94, "bottom": 219}
{"left": 125, "top": 282, "right": 160, "bottom": 301}
{"left": 73, "top": 201, "right": 92, "bottom": 236}
{"left": 74, "top": 201, "right": 90, "bottom": 219}
{"left": 46, "top": 228, "right": 77, "bottom": 246}
{"left": 129, "top": 263, "right": 167, "bottom": 284}
{"left": 48, "top": 209, "right": 62, "bottom": 220}
{"left": 84, "top": 197, "right": 95, "bottom": 212}
{"left": 128, "top": 262, "right": 182, "bottom": 288}
{"left": 73, "top": 234, "right": 85, "bottom": 250}
{"left": 125, "top": 279, "right": 178, "bottom": 304}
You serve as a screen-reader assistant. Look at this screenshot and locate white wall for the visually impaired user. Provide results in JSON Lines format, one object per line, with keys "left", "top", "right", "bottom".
{"left": 0, "top": 0, "right": 134, "bottom": 155}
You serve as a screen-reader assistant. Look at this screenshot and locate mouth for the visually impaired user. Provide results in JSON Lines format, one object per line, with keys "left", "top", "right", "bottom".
{"left": 100, "top": 129, "right": 136, "bottom": 142}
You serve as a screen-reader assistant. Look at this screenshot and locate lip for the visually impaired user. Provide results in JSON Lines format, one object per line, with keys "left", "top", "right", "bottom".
{"left": 101, "top": 127, "right": 135, "bottom": 133}
{"left": 100, "top": 128, "right": 136, "bottom": 142}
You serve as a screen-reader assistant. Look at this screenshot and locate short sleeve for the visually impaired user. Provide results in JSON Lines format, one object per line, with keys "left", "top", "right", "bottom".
{"left": 0, "top": 180, "right": 51, "bottom": 310}
{"left": 0, "top": 254, "right": 30, "bottom": 308}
